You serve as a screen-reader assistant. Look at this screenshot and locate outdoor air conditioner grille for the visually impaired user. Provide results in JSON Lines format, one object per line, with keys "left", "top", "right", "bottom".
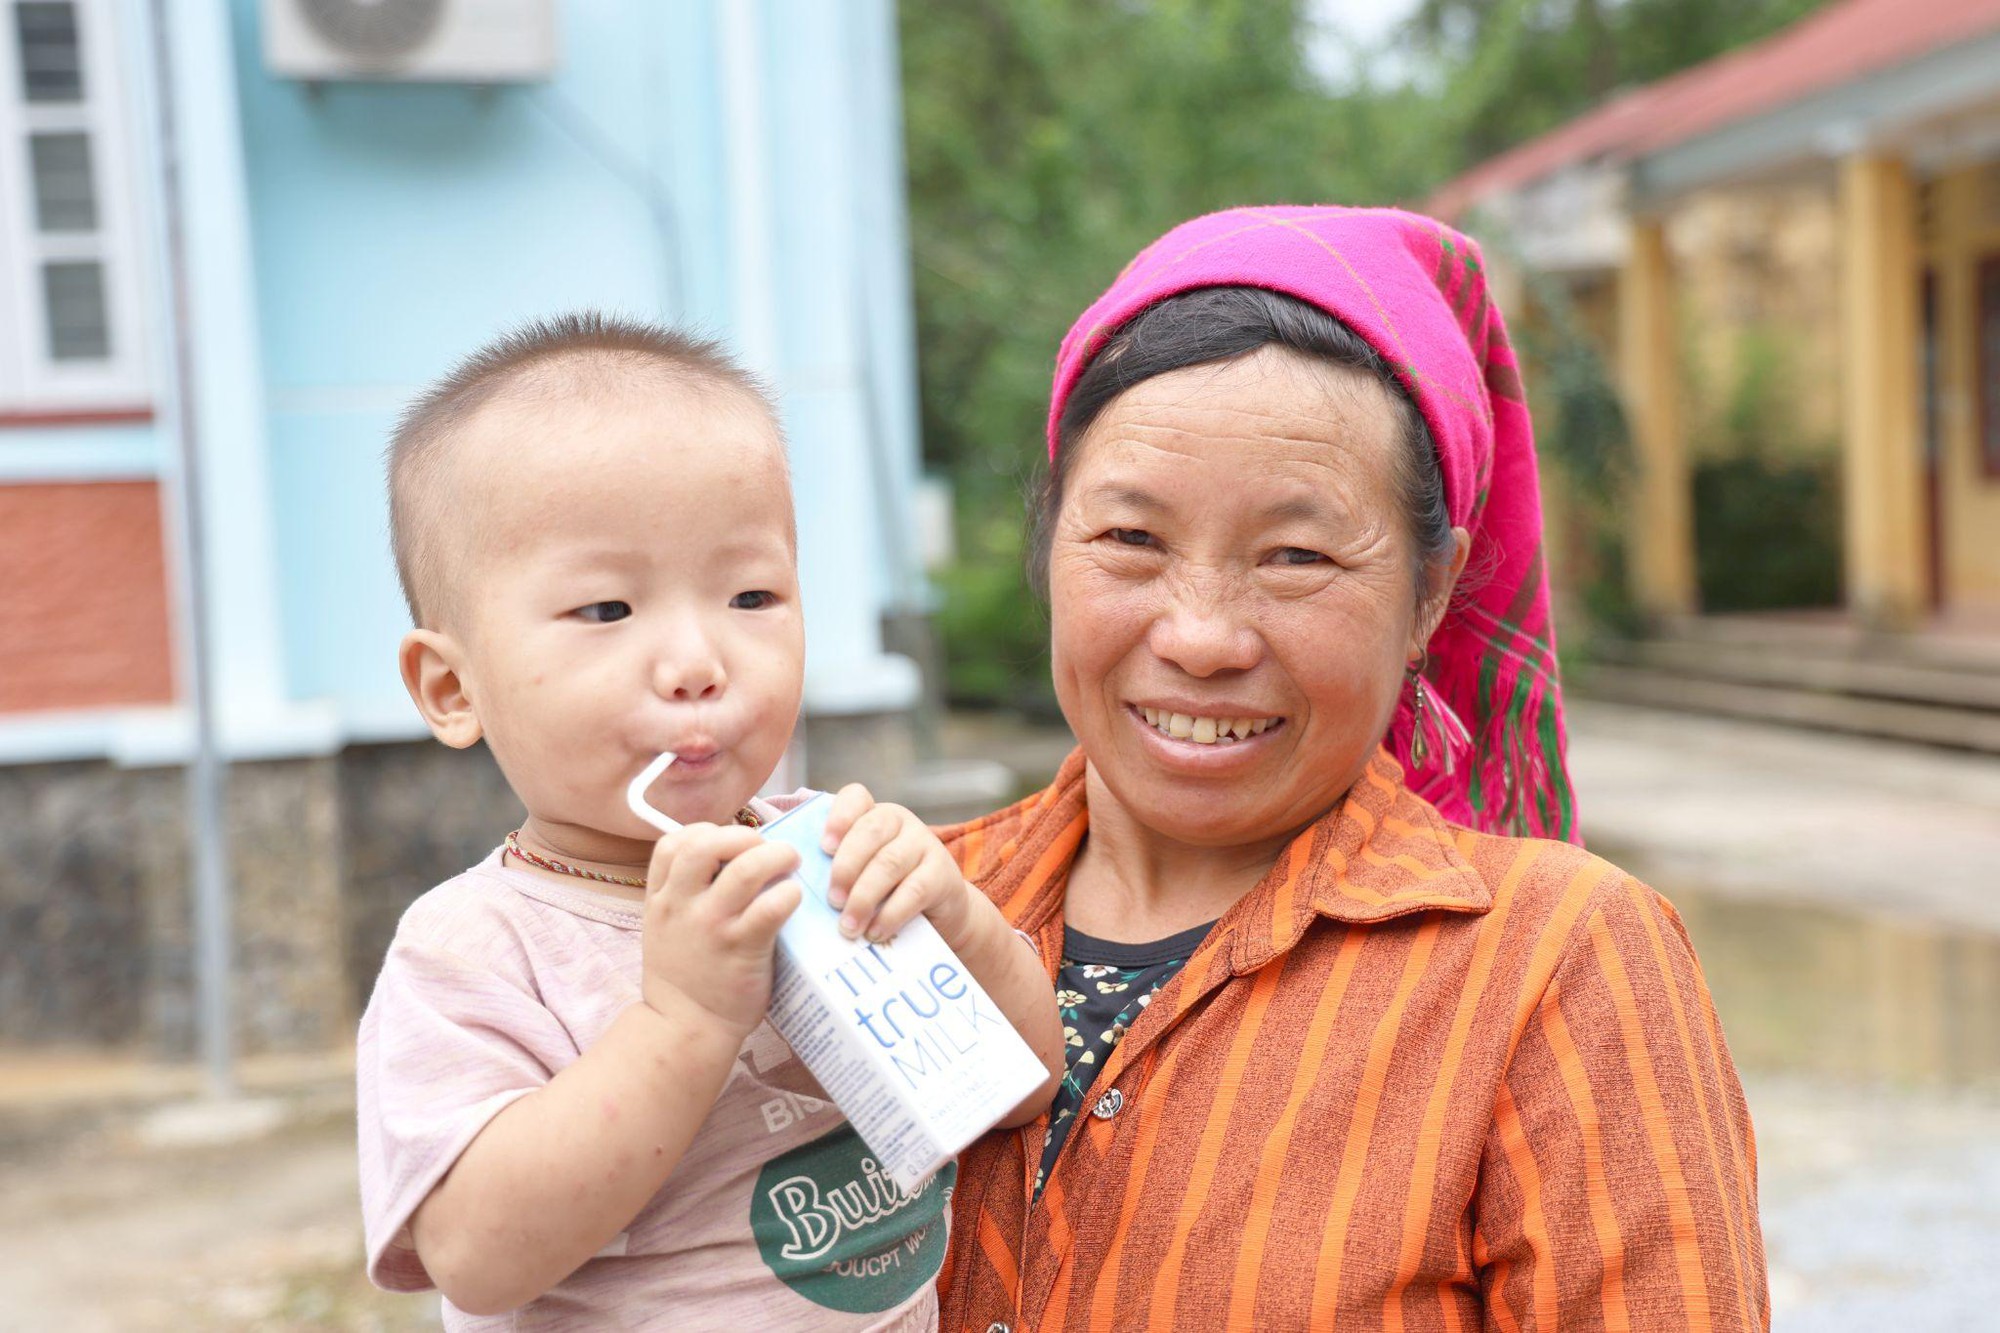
{"left": 262, "top": 0, "right": 553, "bottom": 82}
{"left": 298, "top": 0, "right": 445, "bottom": 62}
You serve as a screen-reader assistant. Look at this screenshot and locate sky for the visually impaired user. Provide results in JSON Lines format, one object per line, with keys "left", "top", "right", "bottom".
{"left": 1305, "top": 0, "right": 1424, "bottom": 86}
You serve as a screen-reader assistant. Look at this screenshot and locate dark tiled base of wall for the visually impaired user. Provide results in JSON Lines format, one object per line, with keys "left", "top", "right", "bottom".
{"left": 0, "top": 742, "right": 519, "bottom": 1056}
{"left": 2, "top": 713, "right": 921, "bottom": 1055}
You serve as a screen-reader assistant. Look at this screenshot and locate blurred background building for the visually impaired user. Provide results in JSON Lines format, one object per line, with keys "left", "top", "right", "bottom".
{"left": 1432, "top": 0, "right": 2000, "bottom": 757}
{"left": 0, "top": 0, "right": 929, "bottom": 1055}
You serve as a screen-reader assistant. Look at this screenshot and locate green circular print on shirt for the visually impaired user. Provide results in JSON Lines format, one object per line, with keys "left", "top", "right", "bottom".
{"left": 750, "top": 1125, "right": 955, "bottom": 1314}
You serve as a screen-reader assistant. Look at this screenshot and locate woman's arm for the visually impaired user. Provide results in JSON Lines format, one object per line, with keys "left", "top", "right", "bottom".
{"left": 1473, "top": 875, "right": 1767, "bottom": 1330}
{"left": 940, "top": 890, "right": 1068, "bottom": 1124}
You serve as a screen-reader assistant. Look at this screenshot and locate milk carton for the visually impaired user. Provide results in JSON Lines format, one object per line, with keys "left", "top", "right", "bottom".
{"left": 623, "top": 754, "right": 1048, "bottom": 1192}
{"left": 756, "top": 793, "right": 1049, "bottom": 1190}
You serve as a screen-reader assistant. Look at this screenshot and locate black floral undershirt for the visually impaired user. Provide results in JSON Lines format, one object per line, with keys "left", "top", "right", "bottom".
{"left": 1035, "top": 919, "right": 1216, "bottom": 1200}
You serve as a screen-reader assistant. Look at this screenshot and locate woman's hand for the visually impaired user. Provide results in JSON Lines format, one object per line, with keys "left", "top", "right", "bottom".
{"left": 820, "top": 784, "right": 976, "bottom": 949}
{"left": 641, "top": 822, "right": 802, "bottom": 1037}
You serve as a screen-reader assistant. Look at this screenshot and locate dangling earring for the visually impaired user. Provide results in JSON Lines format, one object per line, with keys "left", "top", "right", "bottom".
{"left": 1407, "top": 665, "right": 1434, "bottom": 772}
{"left": 1406, "top": 658, "right": 1471, "bottom": 778}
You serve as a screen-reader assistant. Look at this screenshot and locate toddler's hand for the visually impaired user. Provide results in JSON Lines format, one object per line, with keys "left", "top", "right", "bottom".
{"left": 641, "top": 823, "right": 801, "bottom": 1037}
{"left": 821, "top": 785, "right": 976, "bottom": 951}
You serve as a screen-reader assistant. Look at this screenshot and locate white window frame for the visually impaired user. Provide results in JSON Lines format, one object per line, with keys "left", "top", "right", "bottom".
{"left": 0, "top": 0, "right": 151, "bottom": 416}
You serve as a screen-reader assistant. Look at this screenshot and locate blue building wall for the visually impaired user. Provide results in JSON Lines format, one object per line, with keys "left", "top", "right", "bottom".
{"left": 218, "top": 0, "right": 923, "bottom": 736}
{"left": 0, "top": 0, "right": 924, "bottom": 765}
{"left": 229, "top": 1, "right": 730, "bottom": 718}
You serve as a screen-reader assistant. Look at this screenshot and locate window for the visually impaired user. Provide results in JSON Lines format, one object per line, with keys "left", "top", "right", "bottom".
{"left": 42, "top": 258, "right": 105, "bottom": 358}
{"left": 14, "top": 2, "right": 83, "bottom": 102}
{"left": 30, "top": 130, "right": 96, "bottom": 230}
{"left": 0, "top": 0, "right": 148, "bottom": 416}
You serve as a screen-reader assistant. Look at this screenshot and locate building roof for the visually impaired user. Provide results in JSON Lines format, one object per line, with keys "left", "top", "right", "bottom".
{"left": 1429, "top": 0, "right": 2000, "bottom": 218}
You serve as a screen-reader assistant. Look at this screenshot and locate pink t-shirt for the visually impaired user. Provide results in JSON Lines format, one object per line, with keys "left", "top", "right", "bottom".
{"left": 357, "top": 809, "right": 948, "bottom": 1332}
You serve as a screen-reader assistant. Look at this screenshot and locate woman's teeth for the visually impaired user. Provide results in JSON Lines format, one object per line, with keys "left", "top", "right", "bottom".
{"left": 1138, "top": 707, "right": 1275, "bottom": 745}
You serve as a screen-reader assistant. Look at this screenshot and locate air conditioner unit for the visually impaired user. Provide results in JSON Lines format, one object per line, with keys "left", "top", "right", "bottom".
{"left": 262, "top": 0, "right": 556, "bottom": 82}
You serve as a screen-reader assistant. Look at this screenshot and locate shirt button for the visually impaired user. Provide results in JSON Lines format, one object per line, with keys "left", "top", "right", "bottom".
{"left": 986, "top": 1323, "right": 1012, "bottom": 1333}
{"left": 1091, "top": 1087, "right": 1124, "bottom": 1120}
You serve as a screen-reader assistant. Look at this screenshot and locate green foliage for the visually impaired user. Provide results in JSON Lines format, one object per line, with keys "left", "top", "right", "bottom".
{"left": 1691, "top": 327, "right": 1843, "bottom": 610}
{"left": 1510, "top": 268, "right": 1640, "bottom": 635}
{"left": 1517, "top": 273, "right": 1630, "bottom": 496}
{"left": 1713, "top": 327, "right": 1809, "bottom": 458}
{"left": 1407, "top": 0, "right": 1829, "bottom": 163}
{"left": 1692, "top": 454, "right": 1843, "bottom": 611}
{"left": 901, "top": 0, "right": 1432, "bottom": 516}
{"left": 902, "top": 0, "right": 1432, "bottom": 705}
{"left": 932, "top": 509, "right": 1055, "bottom": 710}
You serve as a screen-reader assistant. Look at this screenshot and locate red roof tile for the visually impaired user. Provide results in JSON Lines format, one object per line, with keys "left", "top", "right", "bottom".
{"left": 1429, "top": 0, "right": 2000, "bottom": 218}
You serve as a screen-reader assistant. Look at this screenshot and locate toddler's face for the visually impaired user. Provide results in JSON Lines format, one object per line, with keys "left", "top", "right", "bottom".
{"left": 441, "top": 380, "right": 804, "bottom": 842}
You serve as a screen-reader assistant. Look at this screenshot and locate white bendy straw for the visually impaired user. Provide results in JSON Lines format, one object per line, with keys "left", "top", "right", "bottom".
{"left": 625, "top": 751, "right": 683, "bottom": 835}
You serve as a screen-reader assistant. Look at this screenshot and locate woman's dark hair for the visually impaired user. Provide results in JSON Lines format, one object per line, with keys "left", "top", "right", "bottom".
{"left": 1030, "top": 287, "right": 1455, "bottom": 614}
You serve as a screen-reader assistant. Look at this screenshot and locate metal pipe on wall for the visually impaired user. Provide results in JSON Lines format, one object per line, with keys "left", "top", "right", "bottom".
{"left": 142, "top": 0, "right": 236, "bottom": 1098}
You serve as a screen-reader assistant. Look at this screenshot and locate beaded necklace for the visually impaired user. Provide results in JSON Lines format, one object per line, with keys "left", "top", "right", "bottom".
{"left": 503, "top": 807, "right": 763, "bottom": 890}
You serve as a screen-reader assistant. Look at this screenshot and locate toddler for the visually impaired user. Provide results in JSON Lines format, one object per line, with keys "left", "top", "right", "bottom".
{"left": 357, "top": 313, "right": 1062, "bottom": 1329}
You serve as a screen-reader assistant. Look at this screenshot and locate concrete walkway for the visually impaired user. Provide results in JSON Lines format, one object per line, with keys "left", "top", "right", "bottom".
{"left": 1750, "top": 1076, "right": 2000, "bottom": 1330}
{"left": 0, "top": 1070, "right": 429, "bottom": 1331}
{"left": 1567, "top": 699, "right": 2000, "bottom": 933}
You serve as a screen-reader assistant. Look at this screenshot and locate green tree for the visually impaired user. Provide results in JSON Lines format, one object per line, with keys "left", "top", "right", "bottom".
{"left": 1407, "top": 0, "right": 1828, "bottom": 164}
{"left": 901, "top": 0, "right": 1427, "bottom": 510}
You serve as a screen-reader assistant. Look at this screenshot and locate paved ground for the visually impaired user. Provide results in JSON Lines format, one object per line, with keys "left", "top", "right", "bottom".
{"left": 1751, "top": 1077, "right": 2000, "bottom": 1330}
{"left": 1566, "top": 700, "right": 2000, "bottom": 933}
{"left": 1, "top": 1072, "right": 1993, "bottom": 1331}
{"left": 0, "top": 1078, "right": 431, "bottom": 1332}
{"left": 1, "top": 702, "right": 1995, "bottom": 1329}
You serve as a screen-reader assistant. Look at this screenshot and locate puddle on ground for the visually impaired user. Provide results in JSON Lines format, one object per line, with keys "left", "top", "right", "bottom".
{"left": 1660, "top": 885, "right": 2000, "bottom": 1090}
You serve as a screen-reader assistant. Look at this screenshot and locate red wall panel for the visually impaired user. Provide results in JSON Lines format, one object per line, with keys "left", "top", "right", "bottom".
{"left": 0, "top": 482, "right": 177, "bottom": 712}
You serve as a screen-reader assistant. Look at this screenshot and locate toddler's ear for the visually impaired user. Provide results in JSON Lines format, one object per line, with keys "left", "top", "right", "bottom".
{"left": 400, "top": 629, "right": 482, "bottom": 748}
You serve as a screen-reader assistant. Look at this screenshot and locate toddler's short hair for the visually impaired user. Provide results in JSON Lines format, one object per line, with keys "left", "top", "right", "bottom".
{"left": 387, "top": 312, "right": 778, "bottom": 628}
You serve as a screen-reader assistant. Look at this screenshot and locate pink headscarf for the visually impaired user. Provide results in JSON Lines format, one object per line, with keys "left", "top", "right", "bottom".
{"left": 1049, "top": 206, "right": 1578, "bottom": 842}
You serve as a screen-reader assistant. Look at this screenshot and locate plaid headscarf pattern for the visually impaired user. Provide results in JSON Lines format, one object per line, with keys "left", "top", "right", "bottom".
{"left": 1048, "top": 206, "right": 1578, "bottom": 841}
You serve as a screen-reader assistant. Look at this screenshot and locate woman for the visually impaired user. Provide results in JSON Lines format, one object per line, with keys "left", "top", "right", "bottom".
{"left": 935, "top": 208, "right": 1765, "bottom": 1330}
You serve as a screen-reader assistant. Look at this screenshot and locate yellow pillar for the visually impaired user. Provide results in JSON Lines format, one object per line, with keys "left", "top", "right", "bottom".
{"left": 1617, "top": 216, "right": 1697, "bottom": 619}
{"left": 1837, "top": 153, "right": 1927, "bottom": 627}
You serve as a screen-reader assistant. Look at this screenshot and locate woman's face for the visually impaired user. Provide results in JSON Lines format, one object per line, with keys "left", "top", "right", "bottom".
{"left": 1048, "top": 346, "right": 1453, "bottom": 850}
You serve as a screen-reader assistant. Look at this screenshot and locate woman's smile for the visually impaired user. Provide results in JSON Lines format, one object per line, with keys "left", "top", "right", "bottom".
{"left": 1129, "top": 702, "right": 1283, "bottom": 744}
{"left": 1123, "top": 701, "right": 1287, "bottom": 769}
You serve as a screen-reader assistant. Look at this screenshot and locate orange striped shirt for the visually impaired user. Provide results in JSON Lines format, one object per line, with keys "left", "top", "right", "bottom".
{"left": 936, "top": 750, "right": 1767, "bottom": 1331}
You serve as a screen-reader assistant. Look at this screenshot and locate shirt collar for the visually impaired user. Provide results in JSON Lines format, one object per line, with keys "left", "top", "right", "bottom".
{"left": 1225, "top": 749, "right": 1489, "bottom": 976}
{"left": 987, "top": 748, "right": 1490, "bottom": 974}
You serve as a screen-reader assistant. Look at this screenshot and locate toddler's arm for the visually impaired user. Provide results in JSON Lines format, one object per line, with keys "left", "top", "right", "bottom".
{"left": 822, "top": 786, "right": 1066, "bottom": 1126}
{"left": 408, "top": 826, "right": 800, "bottom": 1316}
